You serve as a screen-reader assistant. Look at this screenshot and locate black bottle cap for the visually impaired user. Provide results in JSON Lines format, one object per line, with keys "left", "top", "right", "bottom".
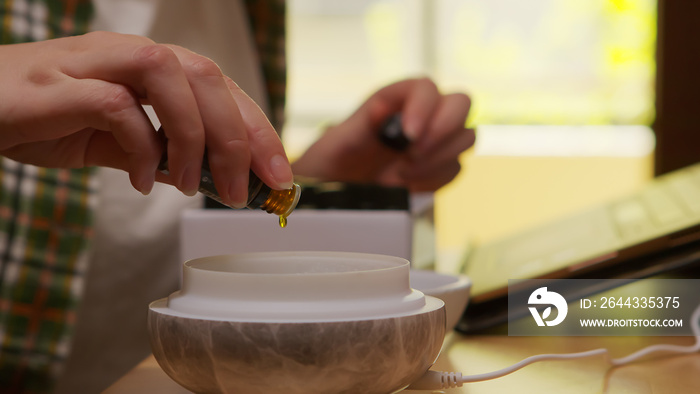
{"left": 378, "top": 113, "right": 410, "bottom": 151}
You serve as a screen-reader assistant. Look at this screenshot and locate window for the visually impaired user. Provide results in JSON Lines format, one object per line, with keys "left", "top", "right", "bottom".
{"left": 285, "top": 0, "right": 656, "bottom": 153}
{"left": 285, "top": 0, "right": 657, "bottom": 251}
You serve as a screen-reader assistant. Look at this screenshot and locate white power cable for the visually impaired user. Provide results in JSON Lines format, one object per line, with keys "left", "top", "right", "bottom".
{"left": 406, "top": 302, "right": 700, "bottom": 390}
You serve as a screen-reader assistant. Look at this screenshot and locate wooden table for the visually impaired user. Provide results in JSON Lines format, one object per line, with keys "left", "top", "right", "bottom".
{"left": 105, "top": 332, "right": 700, "bottom": 393}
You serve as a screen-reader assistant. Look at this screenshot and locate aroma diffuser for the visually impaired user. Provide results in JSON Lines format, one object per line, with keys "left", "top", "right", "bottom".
{"left": 148, "top": 251, "right": 446, "bottom": 394}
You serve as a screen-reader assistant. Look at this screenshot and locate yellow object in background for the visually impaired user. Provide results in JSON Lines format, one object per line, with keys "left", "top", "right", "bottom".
{"left": 435, "top": 125, "right": 655, "bottom": 267}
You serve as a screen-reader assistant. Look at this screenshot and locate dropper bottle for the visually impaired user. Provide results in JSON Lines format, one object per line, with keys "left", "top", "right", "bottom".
{"left": 157, "top": 127, "right": 301, "bottom": 226}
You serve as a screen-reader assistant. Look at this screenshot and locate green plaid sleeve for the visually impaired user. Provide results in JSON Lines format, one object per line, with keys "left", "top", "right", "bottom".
{"left": 0, "top": 1, "right": 94, "bottom": 393}
{"left": 244, "top": 0, "right": 287, "bottom": 132}
{"left": 0, "top": 1, "right": 286, "bottom": 392}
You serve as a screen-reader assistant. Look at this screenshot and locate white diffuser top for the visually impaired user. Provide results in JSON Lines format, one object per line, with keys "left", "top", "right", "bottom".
{"left": 153, "top": 251, "right": 444, "bottom": 323}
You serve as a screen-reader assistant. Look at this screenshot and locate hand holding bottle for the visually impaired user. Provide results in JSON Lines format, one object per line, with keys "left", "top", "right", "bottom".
{"left": 0, "top": 31, "right": 293, "bottom": 208}
{"left": 292, "top": 78, "right": 475, "bottom": 191}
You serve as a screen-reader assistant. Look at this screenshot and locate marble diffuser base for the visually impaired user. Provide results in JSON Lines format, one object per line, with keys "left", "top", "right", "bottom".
{"left": 148, "top": 252, "right": 446, "bottom": 394}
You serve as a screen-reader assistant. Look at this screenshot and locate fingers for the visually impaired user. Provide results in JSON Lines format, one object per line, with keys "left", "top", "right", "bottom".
{"left": 164, "top": 47, "right": 253, "bottom": 207}
{"left": 164, "top": 50, "right": 292, "bottom": 207}
{"left": 365, "top": 78, "right": 441, "bottom": 140}
{"left": 399, "top": 79, "right": 441, "bottom": 140}
{"left": 224, "top": 77, "right": 294, "bottom": 191}
{"left": 32, "top": 76, "right": 160, "bottom": 194}
{"left": 405, "top": 127, "right": 474, "bottom": 190}
{"left": 375, "top": 125, "right": 472, "bottom": 192}
{"left": 402, "top": 93, "right": 473, "bottom": 191}
{"left": 56, "top": 32, "right": 291, "bottom": 203}
{"left": 61, "top": 32, "right": 204, "bottom": 195}
{"left": 415, "top": 92, "right": 472, "bottom": 154}
{"left": 369, "top": 78, "right": 475, "bottom": 191}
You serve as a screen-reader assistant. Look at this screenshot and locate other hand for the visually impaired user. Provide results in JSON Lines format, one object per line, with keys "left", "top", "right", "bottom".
{"left": 292, "top": 78, "right": 475, "bottom": 191}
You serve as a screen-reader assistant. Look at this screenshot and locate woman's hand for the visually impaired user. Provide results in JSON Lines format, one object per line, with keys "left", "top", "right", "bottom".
{"left": 0, "top": 31, "right": 293, "bottom": 207}
{"left": 292, "top": 78, "right": 475, "bottom": 191}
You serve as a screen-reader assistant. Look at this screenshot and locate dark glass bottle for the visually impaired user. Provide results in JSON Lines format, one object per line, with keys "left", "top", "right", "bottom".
{"left": 157, "top": 128, "right": 300, "bottom": 222}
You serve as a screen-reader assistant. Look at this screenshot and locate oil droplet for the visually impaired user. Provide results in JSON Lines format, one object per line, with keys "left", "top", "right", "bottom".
{"left": 279, "top": 216, "right": 287, "bottom": 228}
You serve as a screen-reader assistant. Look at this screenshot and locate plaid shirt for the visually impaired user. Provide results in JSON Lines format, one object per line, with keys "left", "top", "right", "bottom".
{"left": 244, "top": 0, "right": 287, "bottom": 131}
{"left": 0, "top": 1, "right": 286, "bottom": 392}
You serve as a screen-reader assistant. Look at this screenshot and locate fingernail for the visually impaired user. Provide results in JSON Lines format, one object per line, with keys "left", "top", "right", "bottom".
{"left": 142, "top": 180, "right": 154, "bottom": 195}
{"left": 181, "top": 164, "right": 200, "bottom": 196}
{"left": 269, "top": 154, "right": 294, "bottom": 189}
{"left": 402, "top": 120, "right": 419, "bottom": 140}
{"left": 132, "top": 170, "right": 155, "bottom": 196}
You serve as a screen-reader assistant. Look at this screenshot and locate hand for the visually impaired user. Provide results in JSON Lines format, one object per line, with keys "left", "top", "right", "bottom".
{"left": 0, "top": 31, "right": 293, "bottom": 207}
{"left": 292, "top": 78, "right": 475, "bottom": 191}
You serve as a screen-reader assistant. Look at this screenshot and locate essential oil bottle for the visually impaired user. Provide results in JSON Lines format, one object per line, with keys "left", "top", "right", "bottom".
{"left": 157, "top": 127, "right": 300, "bottom": 226}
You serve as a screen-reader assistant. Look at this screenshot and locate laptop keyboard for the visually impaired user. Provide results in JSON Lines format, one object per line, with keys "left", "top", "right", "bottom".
{"left": 669, "top": 173, "right": 700, "bottom": 214}
{"left": 464, "top": 162, "right": 700, "bottom": 297}
{"left": 610, "top": 198, "right": 656, "bottom": 241}
{"left": 610, "top": 165, "right": 700, "bottom": 243}
{"left": 640, "top": 183, "right": 685, "bottom": 227}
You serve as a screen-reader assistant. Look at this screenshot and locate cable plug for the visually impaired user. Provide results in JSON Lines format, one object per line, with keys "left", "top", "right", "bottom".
{"left": 405, "top": 370, "right": 464, "bottom": 390}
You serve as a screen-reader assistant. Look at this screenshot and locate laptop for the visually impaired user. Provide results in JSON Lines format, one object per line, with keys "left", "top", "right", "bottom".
{"left": 456, "top": 162, "right": 700, "bottom": 333}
